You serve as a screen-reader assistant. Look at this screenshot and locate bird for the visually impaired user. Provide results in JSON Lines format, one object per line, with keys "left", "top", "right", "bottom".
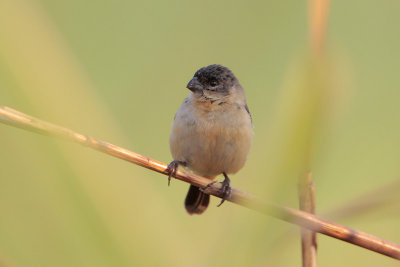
{"left": 167, "top": 64, "right": 253, "bottom": 215}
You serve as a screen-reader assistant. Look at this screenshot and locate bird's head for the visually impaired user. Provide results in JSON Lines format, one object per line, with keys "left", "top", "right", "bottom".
{"left": 186, "top": 64, "right": 241, "bottom": 101}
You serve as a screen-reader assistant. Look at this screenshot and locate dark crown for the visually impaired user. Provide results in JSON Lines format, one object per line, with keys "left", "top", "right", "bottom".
{"left": 194, "top": 64, "right": 237, "bottom": 89}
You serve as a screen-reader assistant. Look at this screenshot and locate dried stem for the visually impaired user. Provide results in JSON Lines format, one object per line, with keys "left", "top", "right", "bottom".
{"left": 308, "top": 0, "right": 331, "bottom": 57}
{"left": 0, "top": 105, "right": 400, "bottom": 260}
{"left": 299, "top": 171, "right": 317, "bottom": 267}
{"left": 301, "top": 0, "right": 331, "bottom": 265}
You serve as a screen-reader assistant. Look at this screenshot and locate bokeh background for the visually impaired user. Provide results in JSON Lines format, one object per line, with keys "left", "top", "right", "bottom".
{"left": 0, "top": 0, "right": 399, "bottom": 266}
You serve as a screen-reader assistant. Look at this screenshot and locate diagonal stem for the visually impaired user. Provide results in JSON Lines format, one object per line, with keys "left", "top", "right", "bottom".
{"left": 0, "top": 105, "right": 399, "bottom": 260}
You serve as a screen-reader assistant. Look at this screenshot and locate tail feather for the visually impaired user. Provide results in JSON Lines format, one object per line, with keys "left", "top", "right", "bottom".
{"left": 184, "top": 185, "right": 209, "bottom": 215}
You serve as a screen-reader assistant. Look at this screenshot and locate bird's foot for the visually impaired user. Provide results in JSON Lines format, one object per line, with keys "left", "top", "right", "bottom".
{"left": 166, "top": 160, "right": 185, "bottom": 186}
{"left": 217, "top": 173, "right": 232, "bottom": 207}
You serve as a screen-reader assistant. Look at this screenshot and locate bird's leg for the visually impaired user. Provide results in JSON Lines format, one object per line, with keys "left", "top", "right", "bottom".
{"left": 166, "top": 160, "right": 186, "bottom": 186}
{"left": 217, "top": 172, "right": 232, "bottom": 207}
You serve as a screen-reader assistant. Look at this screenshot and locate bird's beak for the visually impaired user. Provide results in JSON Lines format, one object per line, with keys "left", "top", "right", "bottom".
{"left": 186, "top": 77, "right": 203, "bottom": 92}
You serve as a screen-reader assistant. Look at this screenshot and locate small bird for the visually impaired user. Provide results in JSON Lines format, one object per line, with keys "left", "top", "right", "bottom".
{"left": 168, "top": 64, "right": 253, "bottom": 215}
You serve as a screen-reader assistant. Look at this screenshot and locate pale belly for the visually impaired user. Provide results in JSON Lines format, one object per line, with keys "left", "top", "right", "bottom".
{"left": 169, "top": 100, "right": 253, "bottom": 178}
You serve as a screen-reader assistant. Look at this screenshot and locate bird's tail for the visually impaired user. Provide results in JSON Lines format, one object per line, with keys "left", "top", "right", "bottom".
{"left": 184, "top": 185, "right": 210, "bottom": 215}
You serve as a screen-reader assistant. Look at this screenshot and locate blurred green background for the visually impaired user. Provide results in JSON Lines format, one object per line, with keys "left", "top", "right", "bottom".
{"left": 0, "top": 0, "right": 399, "bottom": 266}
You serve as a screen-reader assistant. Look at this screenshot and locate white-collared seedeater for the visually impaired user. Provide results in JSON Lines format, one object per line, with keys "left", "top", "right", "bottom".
{"left": 168, "top": 64, "right": 253, "bottom": 215}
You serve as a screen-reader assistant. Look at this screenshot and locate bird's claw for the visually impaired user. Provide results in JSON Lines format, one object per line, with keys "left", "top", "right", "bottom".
{"left": 217, "top": 173, "right": 231, "bottom": 207}
{"left": 166, "top": 161, "right": 179, "bottom": 186}
{"left": 166, "top": 160, "right": 186, "bottom": 186}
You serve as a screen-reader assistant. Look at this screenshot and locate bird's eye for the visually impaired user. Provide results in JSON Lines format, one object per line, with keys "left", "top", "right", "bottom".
{"left": 210, "top": 80, "right": 218, "bottom": 86}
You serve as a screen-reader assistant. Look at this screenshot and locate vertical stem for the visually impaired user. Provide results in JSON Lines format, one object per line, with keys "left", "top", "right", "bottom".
{"left": 299, "top": 1, "right": 331, "bottom": 266}
{"left": 299, "top": 171, "right": 317, "bottom": 267}
{"left": 308, "top": 0, "right": 331, "bottom": 57}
